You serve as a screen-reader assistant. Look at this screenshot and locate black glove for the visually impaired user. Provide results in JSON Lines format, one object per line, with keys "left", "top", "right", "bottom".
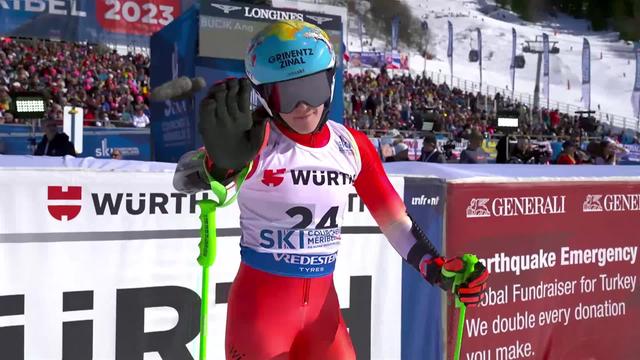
{"left": 199, "top": 78, "right": 268, "bottom": 176}
{"left": 421, "top": 256, "right": 489, "bottom": 307}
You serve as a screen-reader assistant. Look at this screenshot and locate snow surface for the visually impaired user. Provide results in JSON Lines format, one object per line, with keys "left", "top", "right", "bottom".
{"left": 347, "top": 0, "right": 640, "bottom": 131}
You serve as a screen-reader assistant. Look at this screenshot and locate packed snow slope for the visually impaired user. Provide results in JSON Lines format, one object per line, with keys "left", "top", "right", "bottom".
{"left": 349, "top": 0, "right": 639, "bottom": 126}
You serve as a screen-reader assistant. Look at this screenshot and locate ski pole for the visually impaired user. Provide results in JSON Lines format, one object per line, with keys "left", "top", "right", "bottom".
{"left": 441, "top": 254, "right": 479, "bottom": 360}
{"left": 197, "top": 199, "right": 218, "bottom": 360}
{"left": 196, "top": 165, "right": 251, "bottom": 360}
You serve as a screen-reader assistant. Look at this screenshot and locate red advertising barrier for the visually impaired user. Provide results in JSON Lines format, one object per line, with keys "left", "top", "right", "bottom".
{"left": 445, "top": 182, "right": 640, "bottom": 360}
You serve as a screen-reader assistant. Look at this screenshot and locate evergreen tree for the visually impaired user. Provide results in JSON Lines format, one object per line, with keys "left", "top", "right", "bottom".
{"left": 586, "top": 0, "right": 611, "bottom": 31}
{"left": 496, "top": 0, "right": 510, "bottom": 8}
{"left": 511, "top": 0, "right": 532, "bottom": 20}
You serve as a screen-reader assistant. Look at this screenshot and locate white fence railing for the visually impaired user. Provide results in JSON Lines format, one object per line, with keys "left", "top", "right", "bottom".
{"left": 424, "top": 70, "right": 640, "bottom": 134}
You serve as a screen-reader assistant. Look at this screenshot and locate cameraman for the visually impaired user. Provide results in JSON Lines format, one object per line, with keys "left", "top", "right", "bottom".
{"left": 419, "top": 133, "right": 446, "bottom": 163}
{"left": 509, "top": 137, "right": 530, "bottom": 162}
{"left": 496, "top": 134, "right": 515, "bottom": 164}
{"left": 509, "top": 137, "right": 551, "bottom": 164}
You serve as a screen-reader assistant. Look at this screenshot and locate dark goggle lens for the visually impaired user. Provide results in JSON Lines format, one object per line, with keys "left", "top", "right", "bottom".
{"left": 261, "top": 70, "right": 332, "bottom": 114}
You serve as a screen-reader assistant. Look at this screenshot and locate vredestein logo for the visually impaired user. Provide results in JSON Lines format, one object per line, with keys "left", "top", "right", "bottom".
{"left": 466, "top": 196, "right": 566, "bottom": 218}
{"left": 48, "top": 186, "right": 82, "bottom": 221}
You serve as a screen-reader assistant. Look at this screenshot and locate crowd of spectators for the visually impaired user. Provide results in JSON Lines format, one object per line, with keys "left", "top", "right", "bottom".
{"left": 0, "top": 36, "right": 635, "bottom": 142}
{"left": 0, "top": 36, "right": 637, "bottom": 165}
{"left": 343, "top": 69, "right": 637, "bottom": 143}
{"left": 0, "top": 37, "right": 151, "bottom": 128}
{"left": 344, "top": 68, "right": 638, "bottom": 165}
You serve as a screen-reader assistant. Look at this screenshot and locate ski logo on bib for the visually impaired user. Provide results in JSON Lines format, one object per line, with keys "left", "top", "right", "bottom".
{"left": 336, "top": 135, "right": 354, "bottom": 154}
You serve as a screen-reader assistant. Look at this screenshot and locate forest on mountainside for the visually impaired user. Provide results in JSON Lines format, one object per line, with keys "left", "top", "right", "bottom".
{"left": 497, "top": 0, "right": 640, "bottom": 40}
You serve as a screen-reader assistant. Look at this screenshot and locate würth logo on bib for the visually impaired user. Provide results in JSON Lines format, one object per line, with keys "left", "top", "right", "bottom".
{"left": 47, "top": 186, "right": 82, "bottom": 221}
{"left": 262, "top": 168, "right": 286, "bottom": 187}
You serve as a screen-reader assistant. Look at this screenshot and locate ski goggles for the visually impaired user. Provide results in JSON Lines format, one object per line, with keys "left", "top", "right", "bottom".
{"left": 257, "top": 70, "right": 333, "bottom": 114}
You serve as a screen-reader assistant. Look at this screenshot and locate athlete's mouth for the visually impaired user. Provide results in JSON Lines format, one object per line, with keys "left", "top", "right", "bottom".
{"left": 293, "top": 112, "right": 314, "bottom": 121}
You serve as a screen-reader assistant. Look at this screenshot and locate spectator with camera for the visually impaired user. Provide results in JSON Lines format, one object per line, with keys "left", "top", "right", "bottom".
{"left": 592, "top": 138, "right": 628, "bottom": 165}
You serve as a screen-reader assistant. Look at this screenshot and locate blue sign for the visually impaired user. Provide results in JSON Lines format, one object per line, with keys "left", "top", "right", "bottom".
{"left": 621, "top": 144, "right": 640, "bottom": 164}
{"left": 84, "top": 131, "right": 151, "bottom": 160}
{"left": 149, "top": 5, "right": 198, "bottom": 163}
{"left": 402, "top": 177, "right": 446, "bottom": 360}
{"left": 0, "top": 125, "right": 150, "bottom": 160}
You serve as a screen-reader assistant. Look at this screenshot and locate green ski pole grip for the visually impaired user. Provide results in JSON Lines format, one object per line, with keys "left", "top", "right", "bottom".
{"left": 198, "top": 200, "right": 218, "bottom": 268}
{"left": 441, "top": 254, "right": 479, "bottom": 360}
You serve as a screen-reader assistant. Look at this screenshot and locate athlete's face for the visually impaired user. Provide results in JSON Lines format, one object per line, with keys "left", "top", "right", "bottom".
{"left": 279, "top": 103, "right": 324, "bottom": 134}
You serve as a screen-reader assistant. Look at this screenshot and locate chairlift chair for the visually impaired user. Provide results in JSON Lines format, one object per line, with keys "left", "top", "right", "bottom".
{"left": 468, "top": 49, "right": 479, "bottom": 62}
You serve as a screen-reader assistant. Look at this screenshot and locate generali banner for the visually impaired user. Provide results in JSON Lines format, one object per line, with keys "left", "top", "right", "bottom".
{"left": 445, "top": 182, "right": 640, "bottom": 360}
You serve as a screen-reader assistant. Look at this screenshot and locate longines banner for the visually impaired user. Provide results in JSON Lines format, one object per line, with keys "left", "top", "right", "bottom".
{"left": 445, "top": 182, "right": 640, "bottom": 360}
{"left": 198, "top": 1, "right": 342, "bottom": 62}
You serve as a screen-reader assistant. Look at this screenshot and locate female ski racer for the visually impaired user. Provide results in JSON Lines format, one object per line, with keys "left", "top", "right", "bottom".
{"left": 173, "top": 20, "right": 489, "bottom": 360}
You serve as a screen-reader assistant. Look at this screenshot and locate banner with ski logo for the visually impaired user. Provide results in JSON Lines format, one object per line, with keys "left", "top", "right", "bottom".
{"left": 358, "top": 17, "right": 364, "bottom": 50}
{"left": 391, "top": 16, "right": 400, "bottom": 51}
{"left": 510, "top": 28, "right": 516, "bottom": 99}
{"left": 582, "top": 38, "right": 591, "bottom": 111}
{"left": 448, "top": 21, "right": 453, "bottom": 86}
{"left": 543, "top": 33, "right": 550, "bottom": 109}
{"left": 632, "top": 41, "right": 640, "bottom": 118}
{"left": 477, "top": 28, "right": 483, "bottom": 91}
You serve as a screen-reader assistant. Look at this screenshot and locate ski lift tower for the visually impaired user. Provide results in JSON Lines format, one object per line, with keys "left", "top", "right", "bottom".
{"left": 523, "top": 35, "right": 559, "bottom": 110}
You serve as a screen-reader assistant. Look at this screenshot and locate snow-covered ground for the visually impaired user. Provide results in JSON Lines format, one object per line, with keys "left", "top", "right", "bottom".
{"left": 347, "top": 0, "right": 639, "bottom": 131}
